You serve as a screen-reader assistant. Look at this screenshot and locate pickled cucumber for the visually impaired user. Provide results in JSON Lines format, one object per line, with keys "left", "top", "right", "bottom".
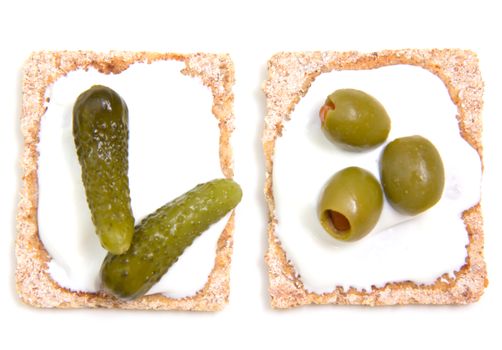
{"left": 100, "top": 178, "right": 243, "bottom": 300}
{"left": 73, "top": 85, "right": 134, "bottom": 255}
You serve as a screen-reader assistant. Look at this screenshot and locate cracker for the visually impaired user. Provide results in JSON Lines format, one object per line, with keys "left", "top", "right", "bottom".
{"left": 16, "top": 51, "right": 235, "bottom": 311}
{"left": 263, "top": 49, "right": 487, "bottom": 308}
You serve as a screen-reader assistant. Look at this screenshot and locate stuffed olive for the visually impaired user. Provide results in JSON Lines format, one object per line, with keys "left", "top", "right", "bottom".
{"left": 319, "top": 89, "right": 391, "bottom": 149}
{"left": 380, "top": 135, "right": 445, "bottom": 215}
{"left": 318, "top": 167, "right": 383, "bottom": 242}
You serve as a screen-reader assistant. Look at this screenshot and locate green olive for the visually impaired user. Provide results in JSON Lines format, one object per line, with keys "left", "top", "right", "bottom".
{"left": 319, "top": 89, "right": 391, "bottom": 149}
{"left": 380, "top": 135, "right": 445, "bottom": 215}
{"left": 318, "top": 167, "right": 383, "bottom": 242}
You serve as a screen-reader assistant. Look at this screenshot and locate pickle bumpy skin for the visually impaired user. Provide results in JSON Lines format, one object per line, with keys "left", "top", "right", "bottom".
{"left": 100, "top": 178, "right": 243, "bottom": 300}
{"left": 73, "top": 85, "right": 134, "bottom": 255}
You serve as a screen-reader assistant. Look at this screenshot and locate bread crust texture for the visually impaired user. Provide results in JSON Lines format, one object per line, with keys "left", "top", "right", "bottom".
{"left": 16, "top": 51, "right": 235, "bottom": 311}
{"left": 263, "top": 49, "right": 487, "bottom": 308}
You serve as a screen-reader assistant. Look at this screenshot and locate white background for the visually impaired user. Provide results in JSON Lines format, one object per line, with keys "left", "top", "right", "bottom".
{"left": 1, "top": 0, "right": 500, "bottom": 349}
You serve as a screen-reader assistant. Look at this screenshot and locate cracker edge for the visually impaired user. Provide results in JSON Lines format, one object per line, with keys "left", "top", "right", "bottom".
{"left": 263, "top": 49, "right": 487, "bottom": 309}
{"left": 16, "top": 50, "right": 236, "bottom": 311}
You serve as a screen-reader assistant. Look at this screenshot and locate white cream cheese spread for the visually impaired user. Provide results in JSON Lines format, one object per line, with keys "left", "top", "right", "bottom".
{"left": 38, "top": 60, "right": 228, "bottom": 298}
{"left": 273, "top": 64, "right": 482, "bottom": 293}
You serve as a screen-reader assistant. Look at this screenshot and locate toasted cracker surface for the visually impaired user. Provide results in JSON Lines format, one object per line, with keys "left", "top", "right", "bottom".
{"left": 263, "top": 49, "right": 487, "bottom": 308}
{"left": 16, "top": 51, "right": 235, "bottom": 311}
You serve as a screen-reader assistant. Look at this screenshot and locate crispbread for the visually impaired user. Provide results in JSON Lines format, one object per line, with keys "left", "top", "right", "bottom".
{"left": 263, "top": 49, "right": 487, "bottom": 308}
{"left": 16, "top": 51, "right": 235, "bottom": 311}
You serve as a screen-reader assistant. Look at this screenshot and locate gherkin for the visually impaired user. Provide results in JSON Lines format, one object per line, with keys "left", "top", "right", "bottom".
{"left": 100, "top": 178, "right": 242, "bottom": 300}
{"left": 73, "top": 85, "right": 134, "bottom": 255}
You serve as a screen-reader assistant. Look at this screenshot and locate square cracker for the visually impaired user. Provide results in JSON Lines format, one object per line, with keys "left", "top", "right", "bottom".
{"left": 263, "top": 49, "right": 487, "bottom": 308}
{"left": 16, "top": 51, "right": 235, "bottom": 311}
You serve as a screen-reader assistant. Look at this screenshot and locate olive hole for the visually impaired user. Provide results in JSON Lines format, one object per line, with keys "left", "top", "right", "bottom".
{"left": 325, "top": 210, "right": 350, "bottom": 232}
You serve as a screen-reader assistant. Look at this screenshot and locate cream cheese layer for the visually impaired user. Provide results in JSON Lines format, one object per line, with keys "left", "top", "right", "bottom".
{"left": 273, "top": 64, "right": 481, "bottom": 293}
{"left": 38, "top": 61, "right": 228, "bottom": 298}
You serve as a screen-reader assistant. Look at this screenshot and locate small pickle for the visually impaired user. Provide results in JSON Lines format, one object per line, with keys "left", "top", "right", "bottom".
{"left": 320, "top": 89, "right": 391, "bottom": 149}
{"left": 318, "top": 167, "right": 383, "bottom": 242}
{"left": 380, "top": 135, "right": 445, "bottom": 215}
{"left": 100, "top": 178, "right": 242, "bottom": 300}
{"left": 73, "top": 85, "right": 134, "bottom": 255}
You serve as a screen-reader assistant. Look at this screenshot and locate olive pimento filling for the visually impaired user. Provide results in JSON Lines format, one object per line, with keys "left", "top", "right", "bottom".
{"left": 319, "top": 100, "right": 335, "bottom": 124}
{"left": 327, "top": 210, "right": 350, "bottom": 232}
{"left": 326, "top": 210, "right": 351, "bottom": 232}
